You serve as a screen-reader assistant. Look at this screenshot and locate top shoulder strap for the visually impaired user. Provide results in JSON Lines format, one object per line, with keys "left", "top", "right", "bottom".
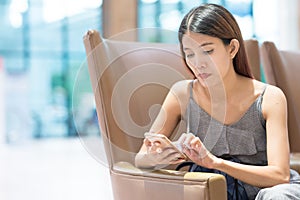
{"left": 261, "top": 84, "right": 268, "bottom": 97}
{"left": 189, "top": 79, "right": 194, "bottom": 98}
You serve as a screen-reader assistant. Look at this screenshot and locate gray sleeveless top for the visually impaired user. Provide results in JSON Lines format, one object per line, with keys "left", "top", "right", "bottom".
{"left": 185, "top": 81, "right": 268, "bottom": 165}
{"left": 184, "top": 81, "right": 300, "bottom": 198}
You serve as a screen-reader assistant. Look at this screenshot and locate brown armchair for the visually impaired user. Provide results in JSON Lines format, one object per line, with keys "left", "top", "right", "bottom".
{"left": 82, "top": 29, "right": 261, "bottom": 200}
{"left": 244, "top": 38, "right": 261, "bottom": 81}
{"left": 260, "top": 41, "right": 300, "bottom": 173}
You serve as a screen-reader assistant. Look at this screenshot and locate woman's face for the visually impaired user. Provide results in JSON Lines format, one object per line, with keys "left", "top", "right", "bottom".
{"left": 182, "top": 32, "right": 235, "bottom": 87}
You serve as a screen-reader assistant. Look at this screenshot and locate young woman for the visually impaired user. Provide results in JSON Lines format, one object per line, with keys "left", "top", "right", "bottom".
{"left": 135, "top": 3, "right": 300, "bottom": 200}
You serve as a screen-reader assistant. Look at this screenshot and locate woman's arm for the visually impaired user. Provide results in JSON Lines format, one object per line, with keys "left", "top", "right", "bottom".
{"left": 135, "top": 80, "right": 190, "bottom": 168}
{"left": 183, "top": 85, "right": 290, "bottom": 187}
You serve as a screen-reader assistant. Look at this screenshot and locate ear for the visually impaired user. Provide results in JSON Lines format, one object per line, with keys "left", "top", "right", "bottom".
{"left": 229, "top": 39, "right": 239, "bottom": 59}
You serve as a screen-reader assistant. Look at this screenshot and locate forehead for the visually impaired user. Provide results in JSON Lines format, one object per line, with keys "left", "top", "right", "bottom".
{"left": 182, "top": 32, "right": 220, "bottom": 47}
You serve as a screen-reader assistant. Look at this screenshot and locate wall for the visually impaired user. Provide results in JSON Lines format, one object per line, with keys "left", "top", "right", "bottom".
{"left": 254, "top": 0, "right": 300, "bottom": 50}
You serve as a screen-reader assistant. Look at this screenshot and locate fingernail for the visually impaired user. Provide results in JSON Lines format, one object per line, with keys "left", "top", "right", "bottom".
{"left": 156, "top": 148, "right": 162, "bottom": 154}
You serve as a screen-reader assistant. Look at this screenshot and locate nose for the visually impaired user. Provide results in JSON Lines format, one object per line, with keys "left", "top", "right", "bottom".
{"left": 187, "top": 60, "right": 206, "bottom": 73}
{"left": 194, "top": 58, "right": 207, "bottom": 71}
{"left": 186, "top": 52, "right": 210, "bottom": 71}
{"left": 196, "top": 52, "right": 211, "bottom": 67}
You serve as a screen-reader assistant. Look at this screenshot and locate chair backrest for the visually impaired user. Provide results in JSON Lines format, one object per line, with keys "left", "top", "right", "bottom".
{"left": 244, "top": 39, "right": 261, "bottom": 81}
{"left": 83, "top": 29, "right": 261, "bottom": 167}
{"left": 260, "top": 41, "right": 300, "bottom": 152}
{"left": 83, "top": 30, "right": 193, "bottom": 166}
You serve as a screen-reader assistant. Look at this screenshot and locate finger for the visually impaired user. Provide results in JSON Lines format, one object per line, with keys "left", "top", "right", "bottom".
{"left": 198, "top": 147, "right": 209, "bottom": 159}
{"left": 155, "top": 149, "right": 180, "bottom": 163}
{"left": 144, "top": 138, "right": 152, "bottom": 147}
{"left": 164, "top": 152, "right": 186, "bottom": 162}
{"left": 182, "top": 146, "right": 192, "bottom": 156}
{"left": 190, "top": 137, "right": 201, "bottom": 150}
{"left": 160, "top": 148, "right": 180, "bottom": 158}
{"left": 187, "top": 139, "right": 208, "bottom": 159}
{"left": 169, "top": 157, "right": 186, "bottom": 165}
{"left": 183, "top": 133, "right": 195, "bottom": 149}
{"left": 185, "top": 148, "right": 200, "bottom": 161}
{"left": 150, "top": 143, "right": 163, "bottom": 154}
{"left": 153, "top": 140, "right": 162, "bottom": 146}
{"left": 149, "top": 145, "right": 180, "bottom": 162}
{"left": 177, "top": 133, "right": 187, "bottom": 146}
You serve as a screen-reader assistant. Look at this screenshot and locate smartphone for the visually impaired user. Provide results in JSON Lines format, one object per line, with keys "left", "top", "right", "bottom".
{"left": 144, "top": 132, "right": 187, "bottom": 160}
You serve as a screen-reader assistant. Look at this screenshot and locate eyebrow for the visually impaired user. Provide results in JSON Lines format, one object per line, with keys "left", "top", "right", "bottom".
{"left": 199, "top": 42, "right": 214, "bottom": 47}
{"left": 183, "top": 42, "right": 214, "bottom": 51}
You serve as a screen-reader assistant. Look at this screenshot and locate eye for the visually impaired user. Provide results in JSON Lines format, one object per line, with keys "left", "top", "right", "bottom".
{"left": 203, "top": 49, "right": 214, "bottom": 55}
{"left": 186, "top": 53, "right": 195, "bottom": 58}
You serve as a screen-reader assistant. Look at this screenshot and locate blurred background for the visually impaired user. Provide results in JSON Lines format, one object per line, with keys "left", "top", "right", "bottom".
{"left": 0, "top": 0, "right": 299, "bottom": 199}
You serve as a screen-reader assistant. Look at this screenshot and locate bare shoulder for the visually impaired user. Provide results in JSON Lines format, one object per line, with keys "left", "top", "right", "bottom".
{"left": 264, "top": 84, "right": 287, "bottom": 103}
{"left": 253, "top": 79, "right": 286, "bottom": 101}
{"left": 261, "top": 83, "right": 287, "bottom": 118}
{"left": 170, "top": 79, "right": 193, "bottom": 98}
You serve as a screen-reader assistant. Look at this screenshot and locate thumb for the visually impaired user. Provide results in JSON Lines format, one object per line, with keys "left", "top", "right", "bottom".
{"left": 144, "top": 138, "right": 152, "bottom": 147}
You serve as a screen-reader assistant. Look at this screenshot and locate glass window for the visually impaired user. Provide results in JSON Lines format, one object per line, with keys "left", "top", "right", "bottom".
{"left": 138, "top": 0, "right": 255, "bottom": 42}
{"left": 1, "top": 0, "right": 102, "bottom": 142}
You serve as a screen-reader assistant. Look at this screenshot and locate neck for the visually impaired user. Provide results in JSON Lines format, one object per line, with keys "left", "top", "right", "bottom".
{"left": 222, "top": 69, "right": 242, "bottom": 98}
{"left": 198, "top": 72, "right": 241, "bottom": 123}
{"left": 199, "top": 69, "right": 241, "bottom": 102}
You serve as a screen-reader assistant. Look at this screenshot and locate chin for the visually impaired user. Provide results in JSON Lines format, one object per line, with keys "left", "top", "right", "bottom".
{"left": 197, "top": 77, "right": 223, "bottom": 89}
{"left": 197, "top": 78, "right": 209, "bottom": 88}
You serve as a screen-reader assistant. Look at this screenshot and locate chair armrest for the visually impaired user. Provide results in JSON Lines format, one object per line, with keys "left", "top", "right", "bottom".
{"left": 184, "top": 172, "right": 227, "bottom": 200}
{"left": 111, "top": 161, "right": 227, "bottom": 200}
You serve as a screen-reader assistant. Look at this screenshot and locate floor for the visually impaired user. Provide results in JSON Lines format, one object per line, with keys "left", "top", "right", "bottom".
{"left": 0, "top": 137, "right": 113, "bottom": 200}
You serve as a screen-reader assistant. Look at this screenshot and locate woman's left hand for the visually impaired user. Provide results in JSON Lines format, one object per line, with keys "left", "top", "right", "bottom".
{"left": 178, "top": 133, "right": 221, "bottom": 169}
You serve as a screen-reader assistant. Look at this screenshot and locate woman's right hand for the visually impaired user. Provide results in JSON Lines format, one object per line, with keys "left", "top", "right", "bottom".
{"left": 135, "top": 137, "right": 186, "bottom": 169}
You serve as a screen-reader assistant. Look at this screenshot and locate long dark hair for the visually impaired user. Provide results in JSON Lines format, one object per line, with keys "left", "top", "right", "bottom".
{"left": 178, "top": 3, "right": 253, "bottom": 78}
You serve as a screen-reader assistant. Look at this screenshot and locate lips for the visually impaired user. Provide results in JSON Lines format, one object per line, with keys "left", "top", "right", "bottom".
{"left": 197, "top": 73, "right": 211, "bottom": 79}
